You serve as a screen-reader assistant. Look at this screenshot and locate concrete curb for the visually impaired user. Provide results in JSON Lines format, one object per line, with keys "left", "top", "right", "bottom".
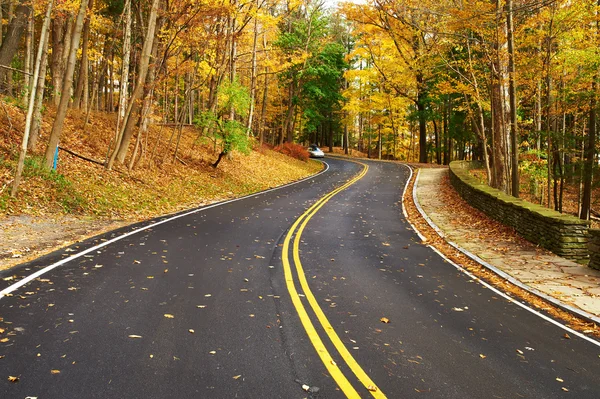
{"left": 411, "top": 168, "right": 600, "bottom": 327}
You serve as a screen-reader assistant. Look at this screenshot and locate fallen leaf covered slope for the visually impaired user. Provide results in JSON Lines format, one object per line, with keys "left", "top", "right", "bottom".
{"left": 0, "top": 101, "right": 322, "bottom": 219}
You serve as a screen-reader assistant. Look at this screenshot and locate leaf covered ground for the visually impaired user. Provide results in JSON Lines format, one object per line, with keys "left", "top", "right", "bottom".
{"left": 0, "top": 100, "right": 322, "bottom": 269}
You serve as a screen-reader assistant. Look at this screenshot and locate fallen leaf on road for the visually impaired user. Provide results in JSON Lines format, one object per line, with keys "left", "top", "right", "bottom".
{"left": 233, "top": 375, "right": 242, "bottom": 380}
{"left": 563, "top": 333, "right": 571, "bottom": 339}
{"left": 209, "top": 351, "right": 216, "bottom": 355}
{"left": 197, "top": 305, "right": 206, "bottom": 308}
{"left": 516, "top": 349, "right": 524, "bottom": 355}
{"left": 479, "top": 354, "right": 486, "bottom": 359}
{"left": 147, "top": 276, "right": 154, "bottom": 279}
{"left": 556, "top": 377, "right": 564, "bottom": 382}
{"left": 380, "top": 317, "right": 390, "bottom": 324}
{"left": 562, "top": 387, "right": 569, "bottom": 392}
{"left": 51, "top": 370, "right": 60, "bottom": 374}
{"left": 367, "top": 385, "right": 378, "bottom": 392}
{"left": 133, "top": 260, "right": 141, "bottom": 264}
{"left": 0, "top": 338, "right": 9, "bottom": 343}
{"left": 164, "top": 314, "right": 174, "bottom": 319}
{"left": 188, "top": 329, "right": 195, "bottom": 334}
{"left": 8, "top": 376, "right": 18, "bottom": 383}
{"left": 205, "top": 294, "right": 212, "bottom": 297}
{"left": 164, "top": 269, "right": 168, "bottom": 273}
{"left": 128, "top": 335, "right": 142, "bottom": 339}
{"left": 452, "top": 307, "right": 464, "bottom": 312}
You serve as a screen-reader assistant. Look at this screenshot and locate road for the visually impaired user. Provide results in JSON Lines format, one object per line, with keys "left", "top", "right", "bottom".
{"left": 0, "top": 157, "right": 599, "bottom": 398}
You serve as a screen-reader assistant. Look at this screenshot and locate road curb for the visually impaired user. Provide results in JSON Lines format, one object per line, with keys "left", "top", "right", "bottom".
{"left": 410, "top": 168, "right": 600, "bottom": 327}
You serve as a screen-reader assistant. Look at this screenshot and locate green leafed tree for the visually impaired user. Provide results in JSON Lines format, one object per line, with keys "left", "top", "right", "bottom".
{"left": 195, "top": 78, "right": 251, "bottom": 168}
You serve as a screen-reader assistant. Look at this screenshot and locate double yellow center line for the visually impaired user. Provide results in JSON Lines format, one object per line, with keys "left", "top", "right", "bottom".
{"left": 281, "top": 161, "right": 386, "bottom": 398}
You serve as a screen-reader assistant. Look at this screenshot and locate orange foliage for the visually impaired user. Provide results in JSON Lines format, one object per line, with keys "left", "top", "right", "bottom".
{"left": 274, "top": 143, "right": 309, "bottom": 162}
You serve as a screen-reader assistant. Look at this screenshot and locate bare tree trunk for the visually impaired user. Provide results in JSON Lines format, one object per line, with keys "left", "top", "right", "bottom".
{"left": 22, "top": 10, "right": 33, "bottom": 106}
{"left": 73, "top": 0, "right": 92, "bottom": 109}
{"left": 43, "top": 0, "right": 90, "bottom": 168}
{"left": 5, "top": 1, "right": 15, "bottom": 96}
{"left": 506, "top": 0, "right": 519, "bottom": 197}
{"left": 130, "top": 32, "right": 160, "bottom": 171}
{"left": 110, "top": 0, "right": 132, "bottom": 162}
{"left": 417, "top": 73, "right": 428, "bottom": 163}
{"left": 0, "top": 3, "right": 30, "bottom": 94}
{"left": 545, "top": 6, "right": 556, "bottom": 209}
{"left": 0, "top": 0, "right": 3, "bottom": 47}
{"left": 29, "top": 11, "right": 52, "bottom": 150}
{"left": 258, "top": 67, "right": 268, "bottom": 146}
{"left": 580, "top": 1, "right": 599, "bottom": 219}
{"left": 12, "top": 0, "right": 54, "bottom": 196}
{"left": 490, "top": 0, "right": 507, "bottom": 192}
{"left": 51, "top": 17, "right": 65, "bottom": 106}
{"left": 246, "top": 7, "right": 259, "bottom": 136}
{"left": 109, "top": 0, "right": 160, "bottom": 168}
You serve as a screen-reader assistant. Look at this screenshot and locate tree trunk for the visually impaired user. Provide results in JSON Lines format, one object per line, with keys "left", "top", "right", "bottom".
{"left": 506, "top": 0, "right": 519, "bottom": 197}
{"left": 0, "top": 3, "right": 30, "bottom": 93}
{"left": 246, "top": 6, "right": 258, "bottom": 136}
{"left": 43, "top": 0, "right": 89, "bottom": 168}
{"left": 73, "top": 0, "right": 92, "bottom": 110}
{"left": 433, "top": 118, "right": 441, "bottom": 164}
{"left": 258, "top": 67, "right": 268, "bottom": 146}
{"left": 284, "top": 82, "right": 295, "bottom": 144}
{"left": 29, "top": 9, "right": 52, "bottom": 150}
{"left": 581, "top": 85, "right": 596, "bottom": 220}
{"left": 112, "top": 0, "right": 132, "bottom": 159}
{"left": 109, "top": 0, "right": 160, "bottom": 168}
{"left": 22, "top": 9, "right": 33, "bottom": 107}
{"left": 490, "top": 0, "right": 508, "bottom": 192}
{"left": 12, "top": 0, "right": 54, "bottom": 196}
{"left": 416, "top": 73, "right": 427, "bottom": 163}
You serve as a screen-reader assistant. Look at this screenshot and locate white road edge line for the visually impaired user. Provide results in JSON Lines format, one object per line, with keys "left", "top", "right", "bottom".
{"left": 0, "top": 162, "right": 331, "bottom": 299}
{"left": 400, "top": 165, "right": 600, "bottom": 348}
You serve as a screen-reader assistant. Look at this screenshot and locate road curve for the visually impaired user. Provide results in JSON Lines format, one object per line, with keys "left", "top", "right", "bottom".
{"left": 0, "top": 158, "right": 599, "bottom": 398}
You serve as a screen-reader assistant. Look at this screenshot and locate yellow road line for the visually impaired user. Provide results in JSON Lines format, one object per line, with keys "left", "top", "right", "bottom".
{"left": 282, "top": 161, "right": 386, "bottom": 398}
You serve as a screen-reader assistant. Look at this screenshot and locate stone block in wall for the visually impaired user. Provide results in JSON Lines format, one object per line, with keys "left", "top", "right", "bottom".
{"left": 588, "top": 229, "right": 600, "bottom": 270}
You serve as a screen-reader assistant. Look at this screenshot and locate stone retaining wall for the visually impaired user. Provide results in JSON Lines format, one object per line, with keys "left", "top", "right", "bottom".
{"left": 589, "top": 230, "right": 600, "bottom": 270}
{"left": 449, "top": 161, "right": 590, "bottom": 261}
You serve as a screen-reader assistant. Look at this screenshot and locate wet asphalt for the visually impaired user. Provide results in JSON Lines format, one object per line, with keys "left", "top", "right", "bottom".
{"left": 0, "top": 158, "right": 599, "bottom": 398}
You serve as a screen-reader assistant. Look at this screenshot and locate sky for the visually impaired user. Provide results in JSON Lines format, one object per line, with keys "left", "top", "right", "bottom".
{"left": 322, "top": 0, "right": 366, "bottom": 10}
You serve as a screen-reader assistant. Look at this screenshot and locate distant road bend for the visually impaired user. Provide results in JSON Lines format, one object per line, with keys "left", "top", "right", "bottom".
{"left": 1, "top": 157, "right": 599, "bottom": 398}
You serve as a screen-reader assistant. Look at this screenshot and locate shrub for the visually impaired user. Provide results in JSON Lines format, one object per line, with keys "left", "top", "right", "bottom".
{"left": 274, "top": 143, "right": 309, "bottom": 162}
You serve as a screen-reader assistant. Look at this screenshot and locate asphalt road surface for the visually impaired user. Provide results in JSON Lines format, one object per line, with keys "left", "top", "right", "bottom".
{"left": 1, "top": 158, "right": 599, "bottom": 398}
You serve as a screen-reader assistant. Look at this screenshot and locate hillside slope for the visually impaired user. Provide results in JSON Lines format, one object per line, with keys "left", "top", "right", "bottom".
{"left": 0, "top": 101, "right": 322, "bottom": 269}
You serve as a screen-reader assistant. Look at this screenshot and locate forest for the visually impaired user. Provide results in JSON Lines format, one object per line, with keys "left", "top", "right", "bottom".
{"left": 0, "top": 0, "right": 599, "bottom": 221}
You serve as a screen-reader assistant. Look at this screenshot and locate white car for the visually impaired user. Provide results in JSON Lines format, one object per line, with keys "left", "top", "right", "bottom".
{"left": 308, "top": 145, "right": 324, "bottom": 158}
